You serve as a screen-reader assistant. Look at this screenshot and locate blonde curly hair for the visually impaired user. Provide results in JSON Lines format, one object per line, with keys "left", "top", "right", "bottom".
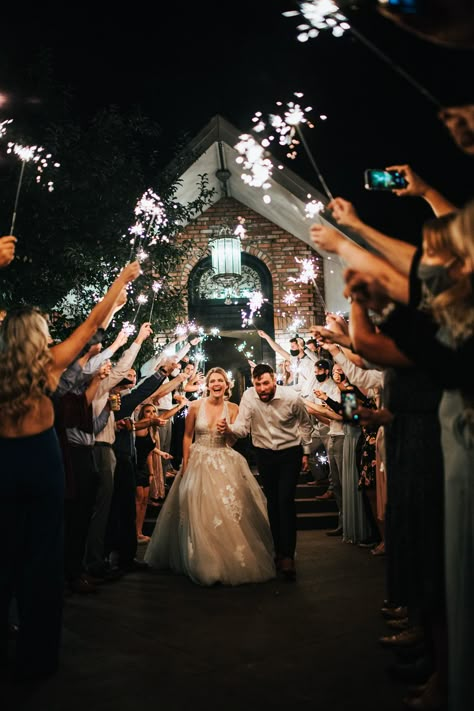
{"left": 425, "top": 204, "right": 474, "bottom": 342}
{"left": 0, "top": 306, "right": 56, "bottom": 423}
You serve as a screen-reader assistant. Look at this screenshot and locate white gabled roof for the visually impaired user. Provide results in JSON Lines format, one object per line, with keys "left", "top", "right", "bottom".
{"left": 168, "top": 114, "right": 359, "bottom": 313}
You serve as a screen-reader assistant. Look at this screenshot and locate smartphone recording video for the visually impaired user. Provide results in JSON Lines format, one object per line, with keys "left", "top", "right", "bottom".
{"left": 341, "top": 390, "right": 360, "bottom": 423}
{"left": 364, "top": 169, "right": 408, "bottom": 191}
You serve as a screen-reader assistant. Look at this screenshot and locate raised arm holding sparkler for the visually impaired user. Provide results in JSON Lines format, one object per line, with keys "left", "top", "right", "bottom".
{"left": 257, "top": 329, "right": 291, "bottom": 360}
{"left": 0, "top": 235, "right": 17, "bottom": 268}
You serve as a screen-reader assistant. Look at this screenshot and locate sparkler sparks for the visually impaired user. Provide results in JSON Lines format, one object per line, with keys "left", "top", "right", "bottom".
{"left": 128, "top": 189, "right": 169, "bottom": 260}
{"left": 0, "top": 119, "right": 13, "bottom": 139}
{"left": 305, "top": 198, "right": 324, "bottom": 219}
{"left": 289, "top": 256, "right": 327, "bottom": 311}
{"left": 241, "top": 290, "right": 265, "bottom": 328}
{"left": 289, "top": 316, "right": 305, "bottom": 333}
{"left": 6, "top": 142, "right": 60, "bottom": 187}
{"left": 283, "top": 289, "right": 300, "bottom": 306}
{"left": 290, "top": 257, "right": 319, "bottom": 285}
{"left": 4, "top": 139, "right": 60, "bottom": 233}
{"left": 269, "top": 94, "right": 314, "bottom": 159}
{"left": 122, "top": 321, "right": 136, "bottom": 337}
{"left": 148, "top": 281, "right": 162, "bottom": 321}
{"left": 283, "top": 1, "right": 350, "bottom": 42}
{"left": 235, "top": 134, "right": 274, "bottom": 189}
{"left": 283, "top": 1, "right": 441, "bottom": 109}
{"left": 132, "top": 293, "right": 148, "bottom": 324}
{"left": 237, "top": 92, "right": 333, "bottom": 202}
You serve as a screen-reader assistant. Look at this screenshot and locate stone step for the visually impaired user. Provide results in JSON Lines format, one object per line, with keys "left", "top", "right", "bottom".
{"left": 296, "top": 483, "right": 330, "bottom": 499}
{"left": 296, "top": 511, "right": 339, "bottom": 531}
{"left": 295, "top": 497, "right": 336, "bottom": 514}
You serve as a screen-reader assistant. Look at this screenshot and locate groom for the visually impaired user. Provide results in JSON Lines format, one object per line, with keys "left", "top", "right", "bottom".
{"left": 217, "top": 363, "right": 313, "bottom": 581}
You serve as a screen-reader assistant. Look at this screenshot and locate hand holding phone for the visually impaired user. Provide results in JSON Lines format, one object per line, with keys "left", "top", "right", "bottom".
{"left": 364, "top": 169, "right": 408, "bottom": 191}
{"left": 341, "top": 390, "right": 360, "bottom": 423}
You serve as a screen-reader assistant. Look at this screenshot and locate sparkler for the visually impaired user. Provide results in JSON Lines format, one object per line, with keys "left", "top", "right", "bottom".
{"left": 175, "top": 324, "right": 188, "bottom": 337}
{"left": 283, "top": 289, "right": 300, "bottom": 306}
{"left": 0, "top": 119, "right": 13, "bottom": 139}
{"left": 148, "top": 281, "right": 161, "bottom": 321}
{"left": 241, "top": 290, "right": 266, "bottom": 328}
{"left": 4, "top": 141, "right": 60, "bottom": 233}
{"left": 283, "top": 2, "right": 441, "bottom": 109}
{"left": 236, "top": 93, "right": 333, "bottom": 203}
{"left": 305, "top": 197, "right": 325, "bottom": 219}
{"left": 289, "top": 316, "right": 305, "bottom": 333}
{"left": 122, "top": 321, "right": 136, "bottom": 337}
{"left": 132, "top": 293, "right": 148, "bottom": 324}
{"left": 128, "top": 189, "right": 168, "bottom": 261}
{"left": 289, "top": 256, "right": 327, "bottom": 311}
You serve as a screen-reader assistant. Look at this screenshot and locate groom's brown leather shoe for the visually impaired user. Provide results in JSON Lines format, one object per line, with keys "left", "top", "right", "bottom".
{"left": 280, "top": 557, "right": 296, "bottom": 581}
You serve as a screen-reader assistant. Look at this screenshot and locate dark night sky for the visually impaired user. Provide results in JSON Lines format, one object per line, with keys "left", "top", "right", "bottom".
{"left": 1, "top": 1, "right": 473, "bottom": 244}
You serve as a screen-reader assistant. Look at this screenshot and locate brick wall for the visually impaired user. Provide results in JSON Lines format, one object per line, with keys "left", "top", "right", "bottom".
{"left": 169, "top": 196, "right": 325, "bottom": 351}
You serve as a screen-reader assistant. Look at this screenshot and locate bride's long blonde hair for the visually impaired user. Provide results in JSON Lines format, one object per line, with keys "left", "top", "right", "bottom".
{"left": 0, "top": 306, "right": 56, "bottom": 423}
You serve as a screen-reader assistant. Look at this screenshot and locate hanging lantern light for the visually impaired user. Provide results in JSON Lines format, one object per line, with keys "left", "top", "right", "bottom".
{"left": 209, "top": 226, "right": 242, "bottom": 287}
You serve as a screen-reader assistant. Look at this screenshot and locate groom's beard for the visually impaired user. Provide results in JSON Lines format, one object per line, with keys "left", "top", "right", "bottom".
{"left": 258, "top": 387, "right": 276, "bottom": 402}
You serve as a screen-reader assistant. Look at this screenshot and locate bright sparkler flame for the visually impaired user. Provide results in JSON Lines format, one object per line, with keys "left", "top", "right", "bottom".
{"left": 305, "top": 198, "right": 324, "bottom": 218}
{"left": 0, "top": 119, "right": 13, "bottom": 138}
{"left": 122, "top": 321, "right": 136, "bottom": 336}
{"left": 289, "top": 257, "right": 319, "bottom": 285}
{"left": 268, "top": 94, "right": 315, "bottom": 159}
{"left": 194, "top": 350, "right": 206, "bottom": 365}
{"left": 235, "top": 134, "right": 274, "bottom": 188}
{"left": 152, "top": 281, "right": 161, "bottom": 293}
{"left": 283, "top": 1, "right": 350, "bottom": 42}
{"left": 136, "top": 249, "right": 148, "bottom": 262}
{"left": 6, "top": 141, "right": 60, "bottom": 190}
{"left": 128, "top": 189, "right": 168, "bottom": 250}
{"left": 289, "top": 316, "right": 305, "bottom": 333}
{"left": 134, "top": 189, "right": 167, "bottom": 224}
{"left": 283, "top": 290, "right": 300, "bottom": 306}
{"left": 236, "top": 92, "right": 325, "bottom": 206}
{"left": 129, "top": 223, "right": 145, "bottom": 237}
{"left": 137, "top": 294, "right": 148, "bottom": 305}
{"left": 241, "top": 290, "right": 265, "bottom": 328}
{"left": 175, "top": 324, "right": 188, "bottom": 336}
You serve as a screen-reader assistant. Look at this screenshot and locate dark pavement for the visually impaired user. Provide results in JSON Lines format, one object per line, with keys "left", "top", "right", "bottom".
{"left": 5, "top": 530, "right": 413, "bottom": 711}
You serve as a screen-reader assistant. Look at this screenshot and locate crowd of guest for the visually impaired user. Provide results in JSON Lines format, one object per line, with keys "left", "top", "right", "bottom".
{"left": 288, "top": 165, "right": 471, "bottom": 711}
{"left": 0, "top": 258, "right": 206, "bottom": 681}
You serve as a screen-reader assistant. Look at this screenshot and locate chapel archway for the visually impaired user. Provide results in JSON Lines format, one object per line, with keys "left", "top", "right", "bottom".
{"left": 187, "top": 252, "right": 275, "bottom": 401}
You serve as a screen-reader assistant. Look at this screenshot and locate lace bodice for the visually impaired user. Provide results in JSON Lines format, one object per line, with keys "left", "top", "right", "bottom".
{"left": 193, "top": 399, "right": 229, "bottom": 450}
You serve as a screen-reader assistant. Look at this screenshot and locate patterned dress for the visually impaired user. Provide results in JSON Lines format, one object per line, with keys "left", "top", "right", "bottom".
{"left": 144, "top": 399, "right": 275, "bottom": 586}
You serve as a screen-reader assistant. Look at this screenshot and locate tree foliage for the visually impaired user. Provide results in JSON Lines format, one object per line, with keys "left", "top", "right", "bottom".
{"left": 0, "top": 104, "right": 216, "bottom": 361}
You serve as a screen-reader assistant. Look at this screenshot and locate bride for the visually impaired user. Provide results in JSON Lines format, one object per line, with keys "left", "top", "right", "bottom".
{"left": 144, "top": 367, "right": 275, "bottom": 585}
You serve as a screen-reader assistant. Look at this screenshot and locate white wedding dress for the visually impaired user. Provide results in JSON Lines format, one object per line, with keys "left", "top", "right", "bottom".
{"left": 144, "top": 399, "right": 275, "bottom": 586}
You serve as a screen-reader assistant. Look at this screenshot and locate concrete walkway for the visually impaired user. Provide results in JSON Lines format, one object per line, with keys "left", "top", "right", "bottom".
{"left": 6, "top": 531, "right": 409, "bottom": 711}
